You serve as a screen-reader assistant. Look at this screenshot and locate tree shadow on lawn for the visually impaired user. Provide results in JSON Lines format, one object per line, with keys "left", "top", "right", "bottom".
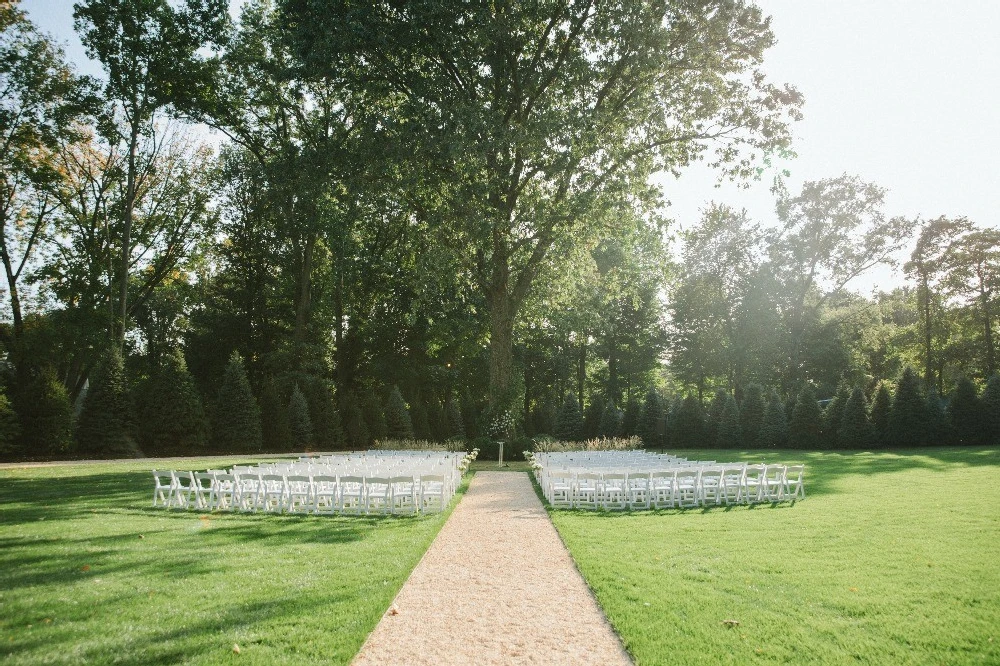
{"left": 4, "top": 589, "right": 353, "bottom": 665}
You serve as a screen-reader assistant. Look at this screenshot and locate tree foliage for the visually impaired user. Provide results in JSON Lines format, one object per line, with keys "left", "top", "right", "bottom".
{"left": 213, "top": 351, "right": 262, "bottom": 452}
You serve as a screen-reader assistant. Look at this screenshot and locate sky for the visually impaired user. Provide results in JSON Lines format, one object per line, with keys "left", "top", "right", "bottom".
{"left": 19, "top": 0, "right": 1000, "bottom": 293}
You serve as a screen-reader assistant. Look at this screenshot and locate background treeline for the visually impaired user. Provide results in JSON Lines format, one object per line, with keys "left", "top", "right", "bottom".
{"left": 0, "top": 1, "right": 997, "bottom": 459}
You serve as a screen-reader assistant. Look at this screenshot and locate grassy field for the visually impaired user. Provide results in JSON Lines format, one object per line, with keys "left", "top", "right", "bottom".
{"left": 547, "top": 447, "right": 1000, "bottom": 665}
{"left": 0, "top": 457, "right": 466, "bottom": 665}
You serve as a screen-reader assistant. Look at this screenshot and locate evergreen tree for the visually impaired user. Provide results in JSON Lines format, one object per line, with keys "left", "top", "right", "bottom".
{"left": 948, "top": 376, "right": 983, "bottom": 445}
{"left": 385, "top": 385, "right": 415, "bottom": 439}
{"left": 583, "top": 395, "right": 604, "bottom": 439}
{"left": 621, "top": 397, "right": 640, "bottom": 438}
{"left": 739, "top": 384, "right": 765, "bottom": 448}
{"left": 342, "top": 392, "right": 370, "bottom": 448}
{"left": 361, "top": 389, "right": 388, "bottom": 442}
{"left": 716, "top": 393, "right": 742, "bottom": 448}
{"left": 705, "top": 389, "right": 727, "bottom": 444}
{"left": 427, "top": 398, "right": 447, "bottom": 442}
{"left": 460, "top": 390, "right": 480, "bottom": 439}
{"left": 981, "top": 374, "right": 1000, "bottom": 445}
{"left": 288, "top": 384, "right": 313, "bottom": 448}
{"left": 838, "top": 388, "right": 875, "bottom": 450}
{"left": 76, "top": 348, "right": 132, "bottom": 455}
{"left": 554, "top": 391, "right": 584, "bottom": 441}
{"left": 136, "top": 349, "right": 208, "bottom": 454}
{"left": 15, "top": 367, "right": 73, "bottom": 455}
{"left": 307, "top": 381, "right": 344, "bottom": 449}
{"left": 663, "top": 396, "right": 682, "bottom": 448}
{"left": 0, "top": 388, "right": 19, "bottom": 455}
{"left": 926, "top": 386, "right": 951, "bottom": 446}
{"left": 446, "top": 397, "right": 465, "bottom": 439}
{"left": 789, "top": 384, "right": 822, "bottom": 449}
{"left": 213, "top": 352, "right": 262, "bottom": 452}
{"left": 759, "top": 390, "right": 789, "bottom": 448}
{"left": 672, "top": 395, "right": 706, "bottom": 448}
{"left": 886, "top": 366, "right": 929, "bottom": 447}
{"left": 599, "top": 400, "right": 623, "bottom": 438}
{"left": 260, "top": 382, "right": 292, "bottom": 451}
{"left": 410, "top": 398, "right": 430, "bottom": 440}
{"left": 821, "top": 384, "right": 851, "bottom": 448}
{"left": 869, "top": 382, "right": 892, "bottom": 447}
{"left": 637, "top": 387, "right": 661, "bottom": 448}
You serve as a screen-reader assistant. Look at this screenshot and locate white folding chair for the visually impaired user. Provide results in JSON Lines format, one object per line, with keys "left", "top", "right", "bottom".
{"left": 390, "top": 476, "right": 417, "bottom": 515}
{"left": 340, "top": 475, "right": 364, "bottom": 514}
{"left": 675, "top": 469, "right": 700, "bottom": 508}
{"left": 547, "top": 471, "right": 574, "bottom": 508}
{"left": 699, "top": 467, "right": 724, "bottom": 506}
{"left": 211, "top": 472, "right": 236, "bottom": 511}
{"left": 260, "top": 473, "right": 287, "bottom": 513}
{"left": 783, "top": 464, "right": 805, "bottom": 500}
{"left": 762, "top": 465, "right": 786, "bottom": 502}
{"left": 192, "top": 472, "right": 215, "bottom": 510}
{"left": 650, "top": 470, "right": 676, "bottom": 509}
{"left": 627, "top": 472, "right": 651, "bottom": 510}
{"left": 151, "top": 470, "right": 175, "bottom": 508}
{"left": 573, "top": 473, "right": 600, "bottom": 510}
{"left": 170, "top": 471, "right": 195, "bottom": 509}
{"left": 366, "top": 477, "right": 391, "bottom": 515}
{"left": 419, "top": 474, "right": 445, "bottom": 513}
{"left": 720, "top": 465, "right": 745, "bottom": 505}
{"left": 742, "top": 464, "right": 766, "bottom": 504}
{"left": 600, "top": 473, "right": 628, "bottom": 510}
{"left": 311, "top": 475, "right": 339, "bottom": 514}
{"left": 284, "top": 474, "right": 313, "bottom": 513}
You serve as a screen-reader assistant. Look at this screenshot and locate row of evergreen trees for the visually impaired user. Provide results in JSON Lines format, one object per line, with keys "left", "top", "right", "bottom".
{"left": 0, "top": 347, "right": 473, "bottom": 458}
{"left": 553, "top": 367, "right": 1000, "bottom": 449}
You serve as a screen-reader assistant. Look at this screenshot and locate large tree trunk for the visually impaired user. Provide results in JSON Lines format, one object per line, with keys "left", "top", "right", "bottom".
{"left": 118, "top": 121, "right": 140, "bottom": 349}
{"left": 980, "top": 285, "right": 996, "bottom": 377}
{"left": 607, "top": 329, "right": 619, "bottom": 404}
{"left": 487, "top": 292, "right": 515, "bottom": 413}
{"left": 921, "top": 273, "right": 934, "bottom": 387}
{"left": 293, "top": 233, "right": 316, "bottom": 343}
{"left": 577, "top": 334, "right": 587, "bottom": 409}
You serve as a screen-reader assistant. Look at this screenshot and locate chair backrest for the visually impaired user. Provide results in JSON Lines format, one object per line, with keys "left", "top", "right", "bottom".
{"left": 194, "top": 472, "right": 215, "bottom": 489}
{"left": 785, "top": 464, "right": 804, "bottom": 482}
{"left": 152, "top": 470, "right": 173, "bottom": 486}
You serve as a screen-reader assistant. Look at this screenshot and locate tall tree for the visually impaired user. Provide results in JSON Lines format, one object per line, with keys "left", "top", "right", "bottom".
{"left": 771, "top": 175, "right": 913, "bottom": 389}
{"left": 946, "top": 229, "right": 1000, "bottom": 377}
{"left": 283, "top": 0, "right": 803, "bottom": 413}
{"left": 74, "top": 0, "right": 227, "bottom": 348}
{"left": 904, "top": 216, "right": 972, "bottom": 387}
{"left": 0, "top": 3, "right": 93, "bottom": 371}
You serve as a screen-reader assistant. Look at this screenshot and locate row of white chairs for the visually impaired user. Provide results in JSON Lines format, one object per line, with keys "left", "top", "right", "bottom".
{"left": 536, "top": 462, "right": 804, "bottom": 510}
{"left": 152, "top": 470, "right": 459, "bottom": 515}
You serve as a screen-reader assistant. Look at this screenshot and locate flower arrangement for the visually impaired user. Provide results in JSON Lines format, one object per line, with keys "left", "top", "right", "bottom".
{"left": 487, "top": 410, "right": 516, "bottom": 440}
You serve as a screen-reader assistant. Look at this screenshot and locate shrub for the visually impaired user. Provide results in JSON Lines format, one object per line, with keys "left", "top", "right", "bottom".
{"left": 135, "top": 349, "right": 207, "bottom": 455}
{"left": 460, "top": 391, "right": 480, "bottom": 439}
{"left": 446, "top": 397, "right": 465, "bottom": 439}
{"left": 213, "top": 352, "right": 262, "bottom": 452}
{"left": 886, "top": 366, "right": 928, "bottom": 446}
{"left": 637, "top": 386, "right": 661, "bottom": 448}
{"left": 0, "top": 388, "right": 20, "bottom": 455}
{"left": 838, "top": 388, "right": 875, "bottom": 450}
{"left": 715, "top": 392, "right": 742, "bottom": 448}
{"left": 76, "top": 348, "right": 133, "bottom": 455}
{"left": 259, "top": 382, "right": 292, "bottom": 451}
{"left": 759, "top": 390, "right": 789, "bottom": 448}
{"left": 982, "top": 374, "right": 1000, "bottom": 445}
{"left": 705, "top": 389, "right": 727, "bottom": 444}
{"left": 869, "top": 382, "right": 892, "bottom": 447}
{"left": 948, "top": 376, "right": 983, "bottom": 445}
{"left": 361, "top": 389, "right": 388, "bottom": 442}
{"left": 621, "top": 398, "right": 640, "bottom": 438}
{"left": 673, "top": 395, "right": 706, "bottom": 448}
{"left": 532, "top": 436, "right": 641, "bottom": 452}
{"left": 16, "top": 367, "right": 73, "bottom": 455}
{"left": 289, "top": 384, "right": 313, "bottom": 449}
{"left": 926, "top": 386, "right": 951, "bottom": 445}
{"left": 789, "top": 384, "right": 822, "bottom": 449}
{"left": 583, "top": 395, "right": 604, "bottom": 439}
{"left": 385, "top": 385, "right": 415, "bottom": 440}
{"left": 410, "top": 398, "right": 430, "bottom": 440}
{"left": 821, "top": 384, "right": 850, "bottom": 448}
{"left": 739, "top": 384, "right": 765, "bottom": 448}
{"left": 341, "top": 392, "right": 370, "bottom": 449}
{"left": 554, "top": 392, "right": 584, "bottom": 441}
{"left": 599, "top": 400, "right": 623, "bottom": 438}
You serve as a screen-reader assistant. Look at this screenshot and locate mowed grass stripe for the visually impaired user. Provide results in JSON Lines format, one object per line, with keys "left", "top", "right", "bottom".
{"left": 547, "top": 448, "right": 1000, "bottom": 665}
{"left": 0, "top": 457, "right": 466, "bottom": 665}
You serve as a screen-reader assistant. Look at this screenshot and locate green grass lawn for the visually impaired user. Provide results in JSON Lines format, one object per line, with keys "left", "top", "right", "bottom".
{"left": 547, "top": 447, "right": 1000, "bottom": 665}
{"left": 0, "top": 457, "right": 465, "bottom": 665}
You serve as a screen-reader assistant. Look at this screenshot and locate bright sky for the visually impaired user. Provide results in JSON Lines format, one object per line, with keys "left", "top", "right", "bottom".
{"left": 20, "top": 0, "right": 1000, "bottom": 292}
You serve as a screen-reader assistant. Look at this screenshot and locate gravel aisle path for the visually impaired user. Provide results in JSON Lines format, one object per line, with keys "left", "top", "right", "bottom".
{"left": 352, "top": 472, "right": 632, "bottom": 665}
